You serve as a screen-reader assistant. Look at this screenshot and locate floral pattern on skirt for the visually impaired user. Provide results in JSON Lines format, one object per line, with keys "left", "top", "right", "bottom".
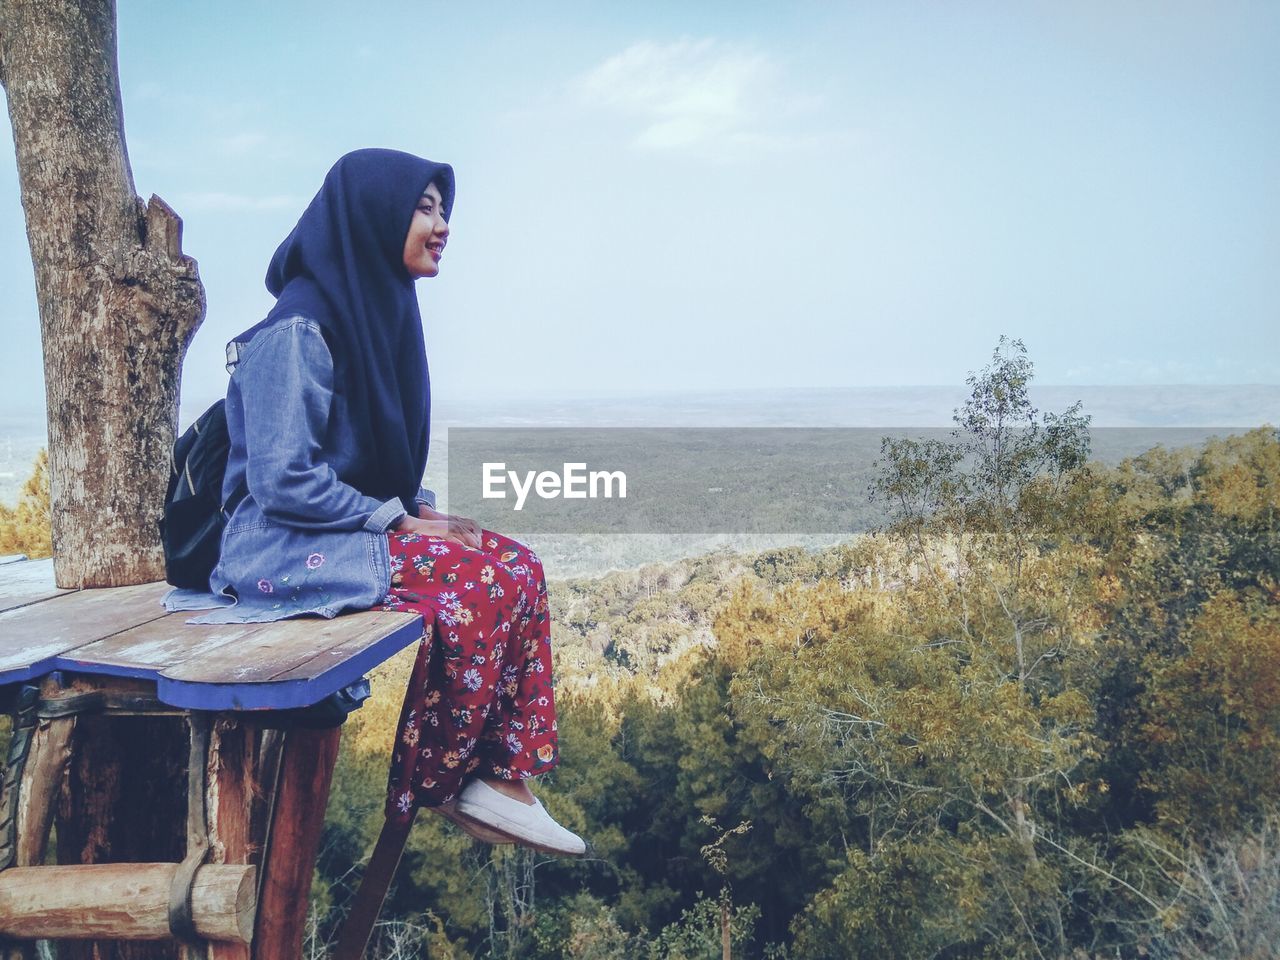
{"left": 379, "top": 528, "right": 559, "bottom": 826}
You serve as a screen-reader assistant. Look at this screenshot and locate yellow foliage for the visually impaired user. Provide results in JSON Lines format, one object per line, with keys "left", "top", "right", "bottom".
{"left": 1142, "top": 590, "right": 1280, "bottom": 831}
{"left": 1194, "top": 426, "right": 1280, "bottom": 522}
{"left": 0, "top": 449, "right": 52, "bottom": 559}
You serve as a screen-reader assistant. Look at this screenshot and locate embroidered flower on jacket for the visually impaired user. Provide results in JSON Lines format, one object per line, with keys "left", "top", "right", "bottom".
{"left": 257, "top": 579, "right": 273, "bottom": 594}
{"left": 306, "top": 552, "right": 326, "bottom": 569}
{"left": 537, "top": 744, "right": 556, "bottom": 762}
{"left": 480, "top": 564, "right": 495, "bottom": 584}
{"left": 506, "top": 733, "right": 523, "bottom": 754}
{"left": 462, "top": 668, "right": 484, "bottom": 692}
{"left": 397, "top": 791, "right": 414, "bottom": 814}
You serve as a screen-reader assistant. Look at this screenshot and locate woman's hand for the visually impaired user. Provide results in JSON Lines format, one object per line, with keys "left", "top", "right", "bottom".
{"left": 397, "top": 506, "right": 482, "bottom": 549}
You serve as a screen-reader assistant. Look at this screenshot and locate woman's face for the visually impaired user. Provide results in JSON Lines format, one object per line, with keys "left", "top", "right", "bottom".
{"left": 402, "top": 181, "right": 448, "bottom": 279}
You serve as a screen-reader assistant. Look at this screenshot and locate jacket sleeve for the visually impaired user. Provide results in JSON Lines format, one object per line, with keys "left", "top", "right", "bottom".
{"left": 416, "top": 486, "right": 438, "bottom": 512}
{"left": 234, "top": 319, "right": 406, "bottom": 533}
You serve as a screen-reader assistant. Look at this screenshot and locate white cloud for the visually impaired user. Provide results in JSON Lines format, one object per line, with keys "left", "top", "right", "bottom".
{"left": 573, "top": 38, "right": 798, "bottom": 155}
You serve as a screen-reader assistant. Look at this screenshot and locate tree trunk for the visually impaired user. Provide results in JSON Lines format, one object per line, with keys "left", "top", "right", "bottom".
{"left": 0, "top": 0, "right": 206, "bottom": 588}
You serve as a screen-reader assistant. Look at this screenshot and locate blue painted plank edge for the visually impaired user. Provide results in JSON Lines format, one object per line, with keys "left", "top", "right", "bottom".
{"left": 1, "top": 614, "right": 424, "bottom": 711}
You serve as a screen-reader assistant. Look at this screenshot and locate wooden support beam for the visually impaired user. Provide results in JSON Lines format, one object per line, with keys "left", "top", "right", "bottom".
{"left": 0, "top": 863, "right": 255, "bottom": 941}
{"left": 16, "top": 717, "right": 76, "bottom": 871}
{"left": 175, "top": 712, "right": 213, "bottom": 960}
{"left": 207, "top": 719, "right": 258, "bottom": 960}
{"left": 332, "top": 811, "right": 418, "bottom": 960}
{"left": 252, "top": 727, "right": 341, "bottom": 960}
{"left": 4, "top": 715, "right": 76, "bottom": 960}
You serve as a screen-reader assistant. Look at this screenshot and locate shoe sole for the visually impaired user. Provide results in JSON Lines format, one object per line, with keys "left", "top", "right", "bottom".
{"left": 454, "top": 799, "right": 587, "bottom": 857}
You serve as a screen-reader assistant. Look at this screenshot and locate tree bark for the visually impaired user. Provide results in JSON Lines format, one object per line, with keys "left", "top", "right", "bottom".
{"left": 55, "top": 714, "right": 188, "bottom": 960}
{"left": 0, "top": 0, "right": 206, "bottom": 587}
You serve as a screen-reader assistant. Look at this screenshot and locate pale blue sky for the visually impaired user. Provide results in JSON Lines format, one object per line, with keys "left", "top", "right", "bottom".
{"left": 2, "top": 0, "right": 1277, "bottom": 418}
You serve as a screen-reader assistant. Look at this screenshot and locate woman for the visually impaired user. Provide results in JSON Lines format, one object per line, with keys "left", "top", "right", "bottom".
{"left": 170, "top": 148, "right": 584, "bottom": 856}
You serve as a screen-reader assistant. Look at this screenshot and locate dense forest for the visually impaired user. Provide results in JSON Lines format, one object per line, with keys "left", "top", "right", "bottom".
{"left": 314, "top": 345, "right": 1280, "bottom": 958}
{"left": 1, "top": 342, "right": 1277, "bottom": 958}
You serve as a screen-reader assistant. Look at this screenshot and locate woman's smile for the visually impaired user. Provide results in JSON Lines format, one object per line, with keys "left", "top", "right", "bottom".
{"left": 403, "top": 180, "right": 449, "bottom": 278}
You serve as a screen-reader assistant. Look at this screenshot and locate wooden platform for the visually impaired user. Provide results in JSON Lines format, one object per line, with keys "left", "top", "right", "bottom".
{"left": 0, "top": 559, "right": 423, "bottom": 710}
{"left": 0, "top": 558, "right": 426, "bottom": 958}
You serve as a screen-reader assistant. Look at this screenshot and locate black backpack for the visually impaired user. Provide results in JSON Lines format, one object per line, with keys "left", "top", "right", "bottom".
{"left": 159, "top": 400, "right": 248, "bottom": 589}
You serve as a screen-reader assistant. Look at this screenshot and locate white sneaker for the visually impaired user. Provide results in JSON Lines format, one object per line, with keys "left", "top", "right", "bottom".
{"left": 455, "top": 778, "right": 587, "bottom": 856}
{"left": 431, "top": 800, "right": 515, "bottom": 845}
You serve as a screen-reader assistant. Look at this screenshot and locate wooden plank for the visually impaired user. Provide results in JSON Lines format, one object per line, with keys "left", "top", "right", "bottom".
{"left": 0, "top": 574, "right": 421, "bottom": 710}
{"left": 73, "top": 610, "right": 415, "bottom": 682}
{"left": 165, "top": 611, "right": 418, "bottom": 685}
{"left": 64, "top": 610, "right": 423, "bottom": 711}
{"left": 0, "top": 558, "right": 70, "bottom": 614}
{"left": 252, "top": 727, "right": 341, "bottom": 960}
{"left": 63, "top": 618, "right": 248, "bottom": 672}
{"left": 0, "top": 582, "right": 170, "bottom": 682}
{"left": 269, "top": 615, "right": 426, "bottom": 683}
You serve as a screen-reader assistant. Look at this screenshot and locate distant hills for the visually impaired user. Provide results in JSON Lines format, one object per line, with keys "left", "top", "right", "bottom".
{"left": 2, "top": 385, "right": 1276, "bottom": 507}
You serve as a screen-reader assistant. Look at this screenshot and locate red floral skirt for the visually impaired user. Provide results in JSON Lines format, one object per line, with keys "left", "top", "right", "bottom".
{"left": 378, "top": 529, "right": 559, "bottom": 826}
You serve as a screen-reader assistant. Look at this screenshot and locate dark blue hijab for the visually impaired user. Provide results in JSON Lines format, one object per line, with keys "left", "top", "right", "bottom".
{"left": 233, "top": 148, "right": 455, "bottom": 513}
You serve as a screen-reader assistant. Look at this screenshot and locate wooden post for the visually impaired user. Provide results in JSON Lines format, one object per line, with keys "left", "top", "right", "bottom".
{"left": 207, "top": 720, "right": 258, "bottom": 960}
{"left": 332, "top": 812, "right": 418, "bottom": 960}
{"left": 2, "top": 715, "right": 75, "bottom": 960}
{"left": 252, "top": 727, "right": 341, "bottom": 960}
{"left": 14, "top": 717, "right": 74, "bottom": 869}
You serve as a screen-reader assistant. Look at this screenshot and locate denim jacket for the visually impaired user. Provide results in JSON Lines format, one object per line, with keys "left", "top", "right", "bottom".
{"left": 163, "top": 314, "right": 435, "bottom": 623}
